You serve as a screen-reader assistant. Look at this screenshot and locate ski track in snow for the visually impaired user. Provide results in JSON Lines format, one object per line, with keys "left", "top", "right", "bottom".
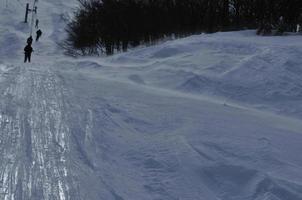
{"left": 0, "top": 65, "right": 75, "bottom": 200}
{"left": 1, "top": 0, "right": 302, "bottom": 200}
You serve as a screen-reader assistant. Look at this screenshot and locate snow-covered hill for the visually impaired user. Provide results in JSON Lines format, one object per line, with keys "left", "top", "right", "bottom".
{"left": 0, "top": 1, "right": 302, "bottom": 200}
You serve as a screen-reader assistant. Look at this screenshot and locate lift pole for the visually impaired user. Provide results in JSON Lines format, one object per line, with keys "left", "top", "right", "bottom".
{"left": 24, "top": 3, "right": 29, "bottom": 23}
{"left": 24, "top": 2, "right": 37, "bottom": 25}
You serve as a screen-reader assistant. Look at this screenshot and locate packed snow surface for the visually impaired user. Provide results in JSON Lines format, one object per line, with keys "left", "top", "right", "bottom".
{"left": 0, "top": 0, "right": 302, "bottom": 200}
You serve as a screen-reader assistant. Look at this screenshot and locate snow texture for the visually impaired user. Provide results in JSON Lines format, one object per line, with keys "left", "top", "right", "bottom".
{"left": 0, "top": 0, "right": 302, "bottom": 200}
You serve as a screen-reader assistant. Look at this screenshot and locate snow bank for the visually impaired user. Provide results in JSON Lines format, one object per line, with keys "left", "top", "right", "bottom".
{"left": 94, "top": 30, "right": 302, "bottom": 119}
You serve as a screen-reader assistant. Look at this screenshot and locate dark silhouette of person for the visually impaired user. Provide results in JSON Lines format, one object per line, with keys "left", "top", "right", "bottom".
{"left": 27, "top": 36, "right": 33, "bottom": 45}
{"left": 36, "top": 29, "right": 42, "bottom": 41}
{"left": 35, "top": 19, "right": 39, "bottom": 29}
{"left": 24, "top": 44, "right": 33, "bottom": 63}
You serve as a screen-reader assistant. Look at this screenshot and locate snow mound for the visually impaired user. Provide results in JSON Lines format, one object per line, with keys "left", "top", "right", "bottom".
{"left": 100, "top": 30, "right": 302, "bottom": 118}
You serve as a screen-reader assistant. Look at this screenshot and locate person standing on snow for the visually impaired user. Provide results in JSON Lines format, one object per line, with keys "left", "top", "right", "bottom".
{"left": 36, "top": 29, "right": 42, "bottom": 41}
{"left": 297, "top": 14, "right": 302, "bottom": 33}
{"left": 24, "top": 44, "right": 33, "bottom": 63}
{"left": 27, "top": 36, "right": 33, "bottom": 45}
{"left": 35, "top": 19, "right": 39, "bottom": 29}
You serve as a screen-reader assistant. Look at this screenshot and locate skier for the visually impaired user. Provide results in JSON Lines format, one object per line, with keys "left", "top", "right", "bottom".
{"left": 297, "top": 14, "right": 302, "bottom": 33}
{"left": 27, "top": 36, "right": 33, "bottom": 45}
{"left": 36, "top": 29, "right": 42, "bottom": 41}
{"left": 24, "top": 44, "right": 33, "bottom": 63}
{"left": 276, "top": 16, "right": 285, "bottom": 35}
{"left": 35, "top": 19, "right": 39, "bottom": 29}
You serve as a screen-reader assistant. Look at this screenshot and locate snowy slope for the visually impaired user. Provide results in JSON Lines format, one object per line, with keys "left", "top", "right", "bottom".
{"left": 1, "top": 1, "right": 302, "bottom": 200}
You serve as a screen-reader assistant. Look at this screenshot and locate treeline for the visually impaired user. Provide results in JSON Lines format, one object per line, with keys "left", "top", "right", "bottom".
{"left": 65, "top": 0, "right": 302, "bottom": 55}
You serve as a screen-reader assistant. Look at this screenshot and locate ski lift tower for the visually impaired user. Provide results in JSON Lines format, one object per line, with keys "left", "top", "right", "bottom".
{"left": 24, "top": 1, "right": 37, "bottom": 23}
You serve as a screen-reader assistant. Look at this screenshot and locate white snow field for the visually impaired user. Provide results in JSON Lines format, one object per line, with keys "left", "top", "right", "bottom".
{"left": 1, "top": 1, "right": 302, "bottom": 200}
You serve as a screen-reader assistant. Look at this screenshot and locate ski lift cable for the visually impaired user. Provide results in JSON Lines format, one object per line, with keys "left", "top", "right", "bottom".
{"left": 29, "top": 0, "right": 38, "bottom": 36}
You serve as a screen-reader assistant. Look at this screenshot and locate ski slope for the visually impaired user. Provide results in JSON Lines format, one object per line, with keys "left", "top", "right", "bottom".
{"left": 1, "top": 1, "right": 302, "bottom": 200}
